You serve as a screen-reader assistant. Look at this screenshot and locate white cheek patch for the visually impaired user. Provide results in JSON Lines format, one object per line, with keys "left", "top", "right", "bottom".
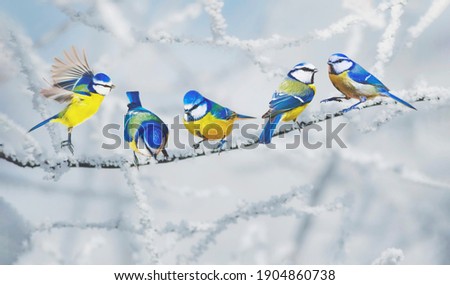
{"left": 333, "top": 60, "right": 353, "bottom": 74}
{"left": 190, "top": 103, "right": 207, "bottom": 120}
{"left": 93, "top": 85, "right": 111, "bottom": 95}
{"left": 291, "top": 69, "right": 312, "bottom": 84}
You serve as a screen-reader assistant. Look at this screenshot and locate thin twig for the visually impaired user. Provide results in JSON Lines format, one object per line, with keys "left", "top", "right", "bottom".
{"left": 0, "top": 95, "right": 442, "bottom": 169}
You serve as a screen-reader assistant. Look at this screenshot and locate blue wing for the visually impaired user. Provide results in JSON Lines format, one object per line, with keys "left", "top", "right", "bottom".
{"left": 139, "top": 121, "right": 168, "bottom": 150}
{"left": 210, "top": 102, "right": 235, "bottom": 120}
{"left": 347, "top": 63, "right": 388, "bottom": 91}
{"left": 264, "top": 90, "right": 314, "bottom": 117}
{"left": 124, "top": 112, "right": 133, "bottom": 143}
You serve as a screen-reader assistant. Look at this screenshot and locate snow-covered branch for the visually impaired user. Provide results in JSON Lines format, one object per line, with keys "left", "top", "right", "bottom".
{"left": 0, "top": 91, "right": 446, "bottom": 170}
{"left": 181, "top": 186, "right": 343, "bottom": 263}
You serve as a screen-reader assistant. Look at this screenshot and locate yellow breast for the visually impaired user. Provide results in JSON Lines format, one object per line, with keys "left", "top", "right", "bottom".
{"left": 329, "top": 71, "right": 379, "bottom": 99}
{"left": 281, "top": 104, "right": 308, "bottom": 122}
{"left": 53, "top": 93, "right": 105, "bottom": 128}
{"left": 183, "top": 112, "right": 235, "bottom": 140}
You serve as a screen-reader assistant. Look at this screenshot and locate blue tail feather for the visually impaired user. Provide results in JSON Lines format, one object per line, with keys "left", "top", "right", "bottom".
{"left": 126, "top": 91, "right": 142, "bottom": 107}
{"left": 236, "top": 113, "right": 256, "bottom": 119}
{"left": 385, "top": 92, "right": 417, "bottom": 110}
{"left": 259, "top": 114, "right": 281, "bottom": 144}
{"left": 28, "top": 114, "right": 59, "bottom": 133}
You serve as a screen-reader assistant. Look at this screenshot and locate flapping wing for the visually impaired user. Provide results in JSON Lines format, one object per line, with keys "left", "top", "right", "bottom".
{"left": 41, "top": 47, "right": 94, "bottom": 103}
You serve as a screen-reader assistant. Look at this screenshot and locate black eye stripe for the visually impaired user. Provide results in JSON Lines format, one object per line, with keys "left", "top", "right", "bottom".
{"left": 95, "top": 83, "right": 112, "bottom": 88}
{"left": 333, "top": 59, "right": 345, "bottom": 63}
{"left": 186, "top": 99, "right": 206, "bottom": 112}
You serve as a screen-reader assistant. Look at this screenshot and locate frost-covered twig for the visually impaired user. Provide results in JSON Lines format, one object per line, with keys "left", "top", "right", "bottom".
{"left": 4, "top": 25, "right": 62, "bottom": 152}
{"left": 1, "top": 91, "right": 447, "bottom": 169}
{"left": 372, "top": 248, "right": 404, "bottom": 265}
{"left": 407, "top": 0, "right": 450, "bottom": 45}
{"left": 182, "top": 186, "right": 343, "bottom": 263}
{"left": 121, "top": 166, "right": 159, "bottom": 264}
{"left": 34, "top": 218, "right": 132, "bottom": 233}
{"left": 372, "top": 0, "right": 407, "bottom": 77}
{"left": 340, "top": 150, "right": 450, "bottom": 190}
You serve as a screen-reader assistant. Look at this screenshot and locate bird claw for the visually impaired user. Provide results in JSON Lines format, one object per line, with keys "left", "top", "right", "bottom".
{"left": 296, "top": 121, "right": 306, "bottom": 130}
{"left": 215, "top": 139, "right": 227, "bottom": 154}
{"left": 61, "top": 140, "right": 74, "bottom": 154}
{"left": 193, "top": 143, "right": 200, "bottom": 149}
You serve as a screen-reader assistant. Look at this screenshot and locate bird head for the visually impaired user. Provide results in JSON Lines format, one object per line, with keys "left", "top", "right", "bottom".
{"left": 327, "top": 53, "right": 354, "bottom": 75}
{"left": 183, "top": 90, "right": 208, "bottom": 121}
{"left": 287, "top": 62, "right": 318, "bottom": 84}
{"left": 92, "top": 73, "right": 115, "bottom": 95}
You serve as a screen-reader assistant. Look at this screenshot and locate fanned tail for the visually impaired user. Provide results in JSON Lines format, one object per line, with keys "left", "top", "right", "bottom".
{"left": 385, "top": 92, "right": 417, "bottom": 110}
{"left": 28, "top": 114, "right": 59, "bottom": 132}
{"left": 259, "top": 114, "right": 281, "bottom": 144}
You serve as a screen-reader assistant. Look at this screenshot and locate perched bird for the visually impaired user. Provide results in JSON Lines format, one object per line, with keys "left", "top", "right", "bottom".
{"left": 124, "top": 91, "right": 169, "bottom": 166}
{"left": 322, "top": 53, "right": 416, "bottom": 112}
{"left": 183, "top": 90, "right": 255, "bottom": 150}
{"left": 259, "top": 62, "right": 318, "bottom": 144}
{"left": 28, "top": 47, "right": 114, "bottom": 153}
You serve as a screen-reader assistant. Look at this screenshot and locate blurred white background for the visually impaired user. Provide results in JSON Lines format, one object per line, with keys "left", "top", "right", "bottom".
{"left": 1, "top": 0, "right": 450, "bottom": 264}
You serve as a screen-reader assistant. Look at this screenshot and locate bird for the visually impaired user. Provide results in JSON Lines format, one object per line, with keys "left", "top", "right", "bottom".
{"left": 183, "top": 90, "right": 255, "bottom": 151}
{"left": 124, "top": 91, "right": 169, "bottom": 167}
{"left": 28, "top": 47, "right": 114, "bottom": 154}
{"left": 259, "top": 62, "right": 318, "bottom": 144}
{"left": 322, "top": 53, "right": 416, "bottom": 113}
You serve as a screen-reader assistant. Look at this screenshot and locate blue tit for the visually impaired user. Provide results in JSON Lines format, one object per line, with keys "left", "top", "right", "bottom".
{"left": 259, "top": 62, "right": 318, "bottom": 144}
{"left": 124, "top": 91, "right": 169, "bottom": 166}
{"left": 322, "top": 53, "right": 416, "bottom": 112}
{"left": 183, "top": 90, "right": 255, "bottom": 149}
{"left": 29, "top": 47, "right": 114, "bottom": 154}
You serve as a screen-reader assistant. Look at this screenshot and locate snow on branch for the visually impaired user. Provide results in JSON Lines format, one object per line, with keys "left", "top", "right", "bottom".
{"left": 180, "top": 186, "right": 343, "bottom": 263}
{"left": 0, "top": 89, "right": 447, "bottom": 170}
{"left": 372, "top": 0, "right": 407, "bottom": 77}
{"left": 372, "top": 248, "right": 404, "bottom": 265}
{"left": 203, "top": 0, "right": 228, "bottom": 41}
{"left": 121, "top": 166, "right": 160, "bottom": 264}
{"left": 340, "top": 150, "right": 450, "bottom": 190}
{"left": 407, "top": 0, "right": 450, "bottom": 44}
{"left": 5, "top": 25, "right": 62, "bottom": 152}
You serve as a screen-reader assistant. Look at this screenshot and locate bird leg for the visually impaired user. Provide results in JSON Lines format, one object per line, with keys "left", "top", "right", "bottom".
{"left": 320, "top": 96, "right": 347, "bottom": 103}
{"left": 133, "top": 152, "right": 140, "bottom": 170}
{"left": 161, "top": 149, "right": 169, "bottom": 159}
{"left": 61, "top": 127, "right": 74, "bottom": 154}
{"left": 295, "top": 120, "right": 306, "bottom": 132}
{"left": 342, "top": 96, "right": 367, "bottom": 113}
{"left": 193, "top": 137, "right": 207, "bottom": 149}
{"left": 215, "top": 138, "right": 228, "bottom": 154}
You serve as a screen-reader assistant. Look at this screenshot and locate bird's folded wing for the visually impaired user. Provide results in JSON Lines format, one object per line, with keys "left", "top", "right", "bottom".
{"left": 210, "top": 103, "right": 235, "bottom": 120}
{"left": 41, "top": 47, "right": 94, "bottom": 103}
{"left": 268, "top": 91, "right": 314, "bottom": 114}
{"left": 348, "top": 64, "right": 388, "bottom": 91}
